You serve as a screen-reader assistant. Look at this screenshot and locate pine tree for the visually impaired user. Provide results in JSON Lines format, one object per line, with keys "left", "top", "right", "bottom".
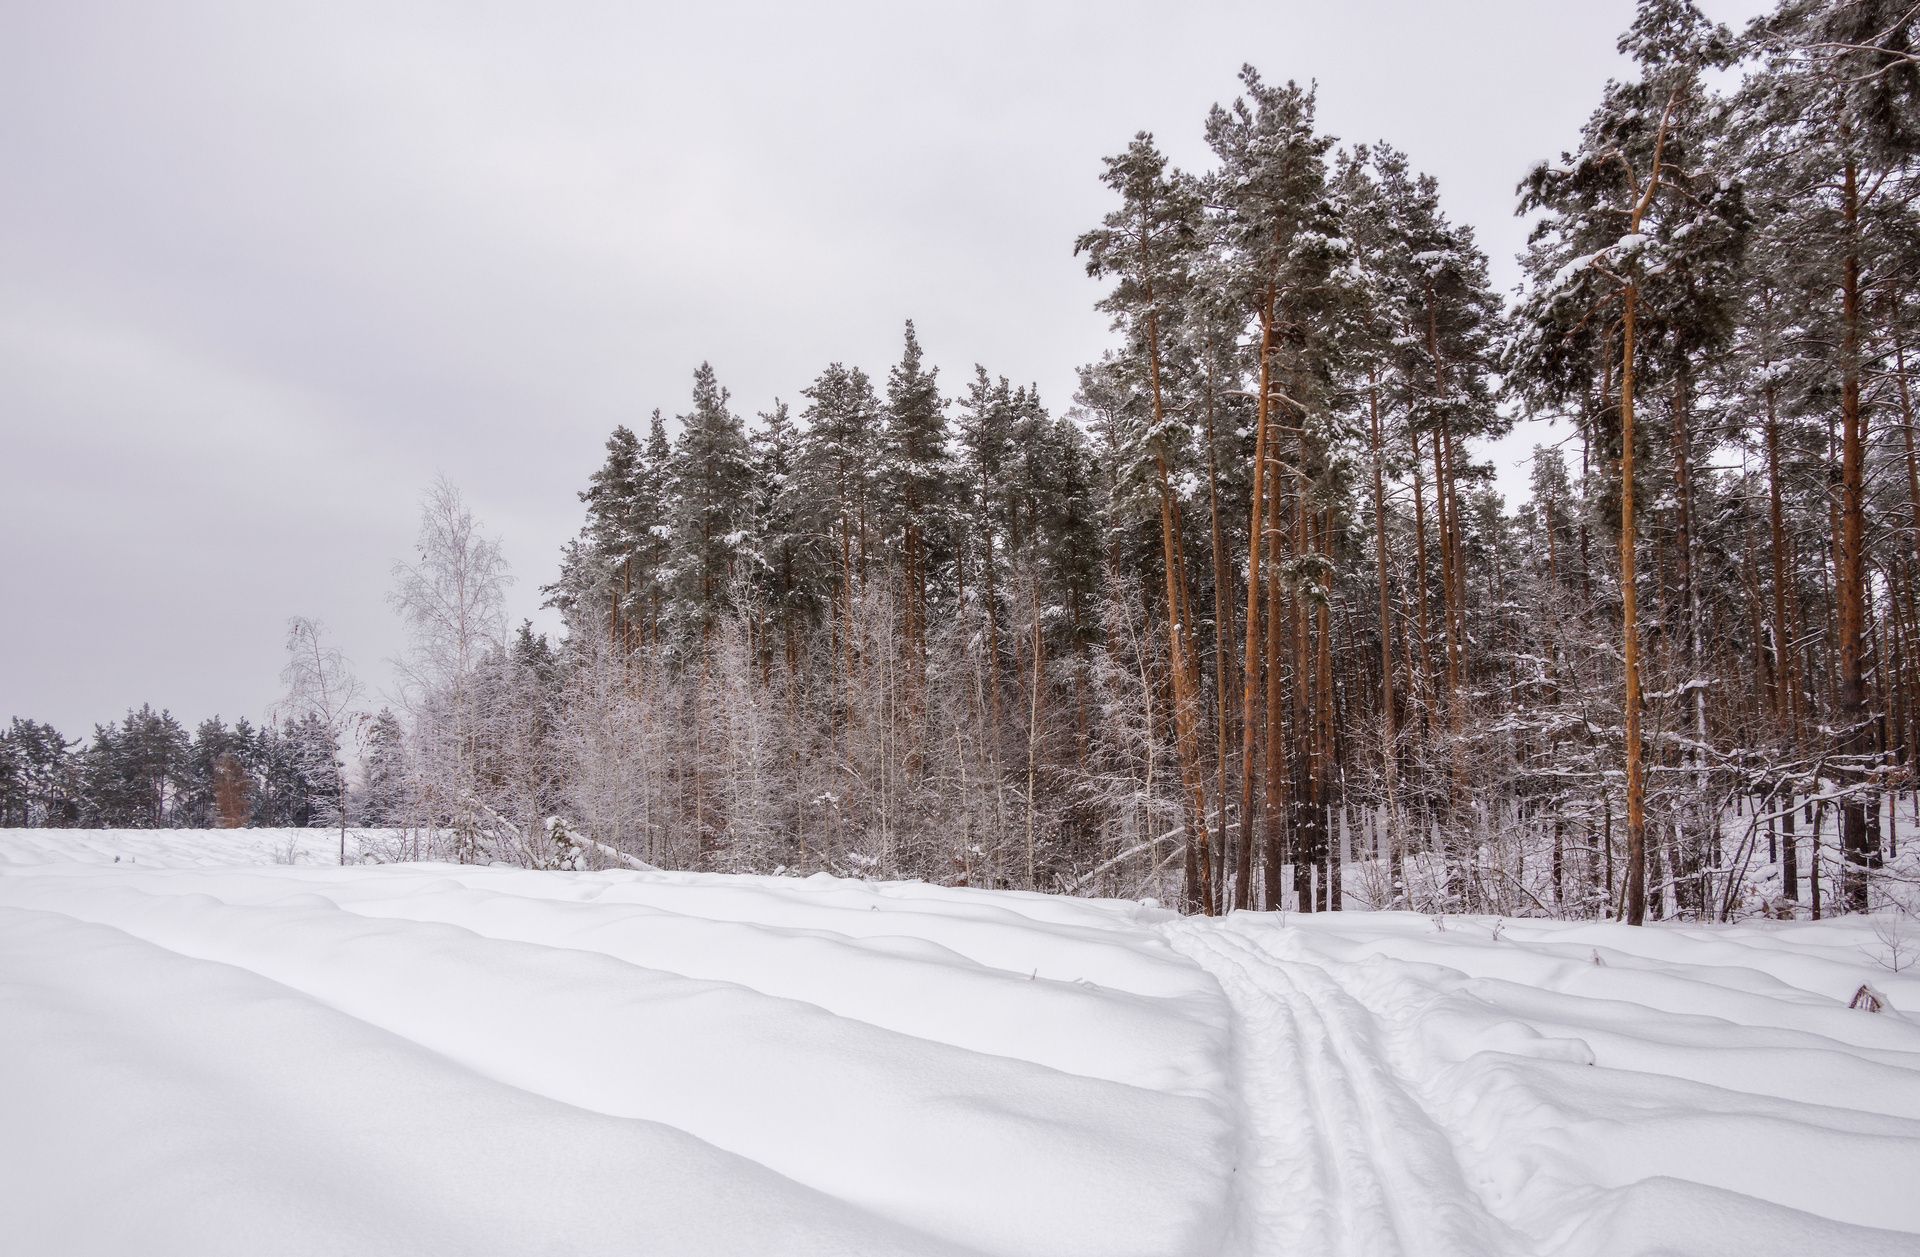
{"left": 1077, "top": 130, "right": 1219, "bottom": 912}
{"left": 1332, "top": 145, "right": 1414, "bottom": 882}
{"left": 882, "top": 320, "right": 951, "bottom": 684}
{"left": 798, "top": 361, "right": 886, "bottom": 702}
{"left": 554, "top": 423, "right": 643, "bottom": 649}
{"left": 1512, "top": 0, "right": 1745, "bottom": 923}
{"left": 667, "top": 364, "right": 755, "bottom": 648}
{"left": 1203, "top": 68, "right": 1344, "bottom": 911}
{"left": 78, "top": 706, "right": 191, "bottom": 828}
{"left": 1741, "top": 0, "right": 1920, "bottom": 909}
{"left": 358, "top": 707, "right": 410, "bottom": 826}
{"left": 0, "top": 719, "right": 78, "bottom": 827}
{"left": 749, "top": 399, "right": 825, "bottom": 670}
{"left": 182, "top": 717, "right": 250, "bottom": 828}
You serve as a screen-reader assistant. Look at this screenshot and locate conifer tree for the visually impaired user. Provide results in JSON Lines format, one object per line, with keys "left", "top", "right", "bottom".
{"left": 358, "top": 707, "right": 409, "bottom": 826}
{"left": 0, "top": 720, "right": 78, "bottom": 827}
{"left": 1742, "top": 0, "right": 1920, "bottom": 909}
{"left": 667, "top": 363, "right": 755, "bottom": 648}
{"left": 882, "top": 321, "right": 951, "bottom": 683}
{"left": 750, "top": 399, "right": 824, "bottom": 670}
{"left": 1078, "top": 131, "right": 1218, "bottom": 912}
{"left": 1513, "top": 0, "right": 1745, "bottom": 923}
{"left": 1203, "top": 68, "right": 1344, "bottom": 910}
{"left": 800, "top": 363, "right": 884, "bottom": 618}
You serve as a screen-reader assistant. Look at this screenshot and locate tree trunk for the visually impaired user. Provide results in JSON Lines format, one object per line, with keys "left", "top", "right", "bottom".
{"left": 1670, "top": 370, "right": 1709, "bottom": 916}
{"left": 1765, "top": 384, "right": 1799, "bottom": 736}
{"left": 1837, "top": 155, "right": 1873, "bottom": 913}
{"left": 1203, "top": 344, "right": 1238, "bottom": 908}
{"left": 1615, "top": 97, "right": 1675, "bottom": 927}
{"left": 1409, "top": 429, "right": 1438, "bottom": 739}
{"left": 1026, "top": 586, "right": 1043, "bottom": 890}
{"left": 1264, "top": 427, "right": 1288, "bottom": 910}
{"left": 1238, "top": 287, "right": 1278, "bottom": 912}
{"left": 1622, "top": 283, "right": 1649, "bottom": 927}
{"left": 1367, "top": 367, "right": 1400, "bottom": 892}
{"left": 1143, "top": 259, "right": 1215, "bottom": 913}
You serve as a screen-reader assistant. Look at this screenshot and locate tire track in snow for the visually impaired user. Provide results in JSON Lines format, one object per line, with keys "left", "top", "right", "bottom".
{"left": 1166, "top": 920, "right": 1518, "bottom": 1257}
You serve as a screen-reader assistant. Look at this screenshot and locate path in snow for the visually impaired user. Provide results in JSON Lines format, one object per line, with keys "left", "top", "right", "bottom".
{"left": 1167, "top": 918, "right": 1517, "bottom": 1257}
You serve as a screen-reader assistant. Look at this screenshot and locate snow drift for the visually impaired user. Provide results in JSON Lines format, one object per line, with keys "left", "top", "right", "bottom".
{"left": 1, "top": 828, "right": 1916, "bottom": 1256}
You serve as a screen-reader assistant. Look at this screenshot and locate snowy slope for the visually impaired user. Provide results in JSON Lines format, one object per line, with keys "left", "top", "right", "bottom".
{"left": 2, "top": 829, "right": 1918, "bottom": 1256}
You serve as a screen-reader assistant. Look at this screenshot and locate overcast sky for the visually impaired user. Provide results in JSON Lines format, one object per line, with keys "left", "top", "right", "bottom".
{"left": 2, "top": 0, "right": 1768, "bottom": 736}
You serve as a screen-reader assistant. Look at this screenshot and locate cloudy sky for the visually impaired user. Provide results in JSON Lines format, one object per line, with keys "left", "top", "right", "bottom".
{"left": 2, "top": 0, "right": 1767, "bottom": 736}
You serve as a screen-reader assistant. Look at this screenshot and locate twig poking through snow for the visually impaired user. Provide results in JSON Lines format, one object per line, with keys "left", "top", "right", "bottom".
{"left": 1864, "top": 913, "right": 1916, "bottom": 974}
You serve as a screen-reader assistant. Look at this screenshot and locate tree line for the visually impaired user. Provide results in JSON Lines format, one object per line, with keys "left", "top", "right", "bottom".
{"left": 9, "top": 0, "right": 1917, "bottom": 922}
{"left": 0, "top": 706, "right": 408, "bottom": 831}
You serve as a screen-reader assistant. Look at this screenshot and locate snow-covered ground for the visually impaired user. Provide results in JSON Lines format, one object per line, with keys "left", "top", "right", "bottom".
{"left": 0, "top": 824, "right": 372, "bottom": 869}
{"left": 2, "top": 829, "right": 1918, "bottom": 1256}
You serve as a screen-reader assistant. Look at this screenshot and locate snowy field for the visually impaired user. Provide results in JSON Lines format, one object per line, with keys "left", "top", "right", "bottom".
{"left": 3, "top": 830, "right": 1919, "bottom": 1256}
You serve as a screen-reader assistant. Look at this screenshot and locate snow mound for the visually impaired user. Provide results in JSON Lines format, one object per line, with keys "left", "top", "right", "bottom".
{"left": 2, "top": 829, "right": 1917, "bottom": 1255}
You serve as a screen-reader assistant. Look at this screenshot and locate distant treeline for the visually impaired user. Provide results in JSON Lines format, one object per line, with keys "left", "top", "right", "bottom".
{"left": 0, "top": 707, "right": 407, "bottom": 830}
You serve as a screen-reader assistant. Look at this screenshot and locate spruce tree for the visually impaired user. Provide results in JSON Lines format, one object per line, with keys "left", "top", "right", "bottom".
{"left": 358, "top": 707, "right": 409, "bottom": 826}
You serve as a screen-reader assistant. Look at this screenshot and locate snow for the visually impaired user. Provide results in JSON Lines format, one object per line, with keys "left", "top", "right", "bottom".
{"left": 0, "top": 824, "right": 369, "bottom": 868}
{"left": 3, "top": 829, "right": 1919, "bottom": 1255}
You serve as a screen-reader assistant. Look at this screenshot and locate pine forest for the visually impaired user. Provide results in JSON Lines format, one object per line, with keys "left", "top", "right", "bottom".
{"left": 11, "top": 0, "right": 1920, "bottom": 929}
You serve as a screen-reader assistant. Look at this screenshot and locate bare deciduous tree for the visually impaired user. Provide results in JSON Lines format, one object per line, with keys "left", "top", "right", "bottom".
{"left": 277, "top": 616, "right": 362, "bottom": 864}
{"left": 388, "top": 477, "right": 511, "bottom": 859}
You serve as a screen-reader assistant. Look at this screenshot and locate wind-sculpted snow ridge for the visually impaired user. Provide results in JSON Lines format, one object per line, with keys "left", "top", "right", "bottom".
{"left": 0, "top": 831, "right": 1233, "bottom": 1257}
{"left": 2, "top": 830, "right": 1918, "bottom": 1256}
